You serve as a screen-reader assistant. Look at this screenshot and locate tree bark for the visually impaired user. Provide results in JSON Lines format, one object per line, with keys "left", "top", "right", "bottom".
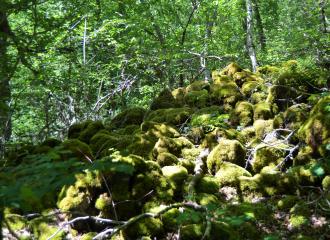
{"left": 203, "top": 8, "right": 217, "bottom": 82}
{"left": 246, "top": 0, "right": 259, "bottom": 72}
{"left": 252, "top": 0, "right": 266, "bottom": 52}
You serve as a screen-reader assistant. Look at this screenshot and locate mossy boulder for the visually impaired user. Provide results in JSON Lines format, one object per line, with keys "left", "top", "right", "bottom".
{"left": 95, "top": 193, "right": 111, "bottom": 217}
{"left": 127, "top": 133, "right": 158, "bottom": 158}
{"left": 152, "top": 136, "right": 193, "bottom": 159}
{"left": 322, "top": 175, "right": 330, "bottom": 189}
{"left": 4, "top": 214, "right": 27, "bottom": 231}
{"left": 162, "top": 208, "right": 181, "bottom": 231}
{"left": 111, "top": 107, "right": 147, "bottom": 128}
{"left": 77, "top": 120, "right": 105, "bottom": 144}
{"left": 253, "top": 143, "right": 288, "bottom": 173}
{"left": 233, "top": 70, "right": 263, "bottom": 87}
{"left": 89, "top": 133, "right": 118, "bottom": 158}
{"left": 237, "top": 172, "right": 297, "bottom": 197}
{"left": 290, "top": 161, "right": 326, "bottom": 186}
{"left": 180, "top": 221, "right": 240, "bottom": 240}
{"left": 213, "top": 75, "right": 234, "bottom": 85}
{"left": 253, "top": 101, "right": 273, "bottom": 121}
{"left": 68, "top": 123, "right": 83, "bottom": 139}
{"left": 186, "top": 80, "right": 211, "bottom": 93}
{"left": 80, "top": 232, "right": 97, "bottom": 240}
{"left": 172, "top": 87, "right": 187, "bottom": 106}
{"left": 156, "top": 152, "right": 179, "bottom": 167}
{"left": 162, "top": 165, "right": 189, "bottom": 190}
{"left": 220, "top": 62, "right": 243, "bottom": 76}
{"left": 241, "top": 126, "right": 256, "bottom": 142}
{"left": 211, "top": 82, "right": 243, "bottom": 111}
{"left": 251, "top": 91, "right": 267, "bottom": 104}
{"left": 145, "top": 109, "right": 167, "bottom": 123}
{"left": 60, "top": 139, "right": 95, "bottom": 163}
{"left": 257, "top": 65, "right": 279, "bottom": 74}
{"left": 150, "top": 88, "right": 178, "bottom": 110}
{"left": 207, "top": 140, "right": 246, "bottom": 173}
{"left": 182, "top": 174, "right": 219, "bottom": 195}
{"left": 183, "top": 90, "right": 210, "bottom": 108}
{"left": 215, "top": 162, "right": 252, "bottom": 187}
{"left": 277, "top": 195, "right": 298, "bottom": 210}
{"left": 289, "top": 201, "right": 311, "bottom": 227}
{"left": 178, "top": 159, "right": 196, "bottom": 174}
{"left": 141, "top": 121, "right": 180, "bottom": 138}
{"left": 30, "top": 217, "right": 65, "bottom": 240}
{"left": 241, "top": 81, "right": 262, "bottom": 96}
{"left": 253, "top": 120, "right": 274, "bottom": 140}
{"left": 40, "top": 138, "right": 62, "bottom": 148}
{"left": 230, "top": 101, "right": 254, "bottom": 127}
{"left": 122, "top": 217, "right": 164, "bottom": 239}
{"left": 195, "top": 192, "right": 220, "bottom": 205}
{"left": 164, "top": 107, "right": 195, "bottom": 125}
{"left": 298, "top": 95, "right": 330, "bottom": 155}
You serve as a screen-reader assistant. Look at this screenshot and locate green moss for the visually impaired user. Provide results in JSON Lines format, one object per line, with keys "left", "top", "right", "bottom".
{"left": 290, "top": 162, "right": 326, "bottom": 186}
{"left": 220, "top": 62, "right": 243, "bottom": 76}
{"left": 40, "top": 138, "right": 62, "bottom": 148}
{"left": 80, "top": 232, "right": 97, "bottom": 240}
{"left": 4, "top": 214, "right": 27, "bottom": 231}
{"left": 141, "top": 121, "right": 180, "bottom": 138}
{"left": 89, "top": 133, "right": 118, "bottom": 158}
{"left": 183, "top": 90, "right": 210, "bottom": 108}
{"left": 213, "top": 75, "right": 234, "bottom": 85}
{"left": 162, "top": 208, "right": 181, "bottom": 231}
{"left": 111, "top": 107, "right": 147, "bottom": 128}
{"left": 230, "top": 101, "right": 253, "bottom": 126}
{"left": 172, "top": 88, "right": 187, "bottom": 106}
{"left": 237, "top": 172, "right": 297, "bottom": 197}
{"left": 145, "top": 160, "right": 162, "bottom": 174}
{"left": 95, "top": 193, "right": 111, "bottom": 217}
{"left": 212, "top": 71, "right": 221, "bottom": 82}
{"left": 186, "top": 80, "right": 211, "bottom": 93}
{"left": 78, "top": 120, "right": 105, "bottom": 144}
{"left": 145, "top": 109, "right": 167, "bottom": 123}
{"left": 253, "top": 120, "right": 274, "bottom": 140}
{"left": 253, "top": 143, "right": 288, "bottom": 173}
{"left": 180, "top": 222, "right": 240, "bottom": 240}
{"left": 32, "top": 145, "right": 52, "bottom": 155}
{"left": 30, "top": 217, "right": 65, "bottom": 240}
{"left": 162, "top": 165, "right": 189, "bottom": 189}
{"left": 122, "top": 217, "right": 164, "bottom": 239}
{"left": 273, "top": 113, "right": 284, "bottom": 129}
{"left": 257, "top": 65, "right": 279, "bottom": 74}
{"left": 211, "top": 82, "right": 243, "bottom": 111}
{"left": 215, "top": 162, "right": 252, "bottom": 187}
{"left": 157, "top": 152, "right": 179, "bottom": 167}
{"left": 41, "top": 192, "right": 57, "bottom": 209}
{"left": 277, "top": 195, "right": 298, "bottom": 210}
{"left": 289, "top": 201, "right": 311, "bottom": 227}
{"left": 298, "top": 95, "right": 330, "bottom": 155}
{"left": 152, "top": 137, "right": 186, "bottom": 159}
{"left": 226, "top": 202, "right": 270, "bottom": 221}
{"left": 164, "top": 107, "right": 195, "bottom": 125}
{"left": 182, "top": 148, "right": 201, "bottom": 162}
{"left": 207, "top": 140, "right": 246, "bottom": 173}
{"left": 60, "top": 139, "right": 95, "bottom": 163}
{"left": 126, "top": 133, "right": 158, "bottom": 158}
{"left": 151, "top": 88, "right": 178, "bottom": 110}
{"left": 68, "top": 123, "right": 83, "bottom": 139}
{"left": 25, "top": 196, "right": 43, "bottom": 213}
{"left": 253, "top": 101, "right": 273, "bottom": 121}
{"left": 241, "top": 127, "right": 255, "bottom": 142}
{"left": 182, "top": 174, "right": 219, "bottom": 195}
{"left": 196, "top": 192, "right": 219, "bottom": 205}
{"left": 322, "top": 175, "right": 330, "bottom": 189}
{"left": 233, "top": 70, "right": 263, "bottom": 87}
{"left": 241, "top": 81, "right": 260, "bottom": 96}
{"left": 251, "top": 91, "right": 267, "bottom": 104}
{"left": 178, "top": 159, "right": 196, "bottom": 174}
{"left": 293, "top": 147, "right": 313, "bottom": 166}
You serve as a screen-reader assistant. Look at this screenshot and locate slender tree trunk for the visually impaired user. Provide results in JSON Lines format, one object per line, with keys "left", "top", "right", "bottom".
{"left": 252, "top": 0, "right": 266, "bottom": 52}
{"left": 246, "top": 0, "right": 259, "bottom": 72}
{"left": 203, "top": 8, "right": 217, "bottom": 82}
{"left": 0, "top": 11, "right": 12, "bottom": 158}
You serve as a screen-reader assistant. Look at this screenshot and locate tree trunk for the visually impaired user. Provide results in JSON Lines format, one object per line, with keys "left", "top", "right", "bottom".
{"left": 203, "top": 8, "right": 217, "bottom": 82}
{"left": 246, "top": 0, "right": 259, "bottom": 72}
{"left": 0, "top": 10, "right": 12, "bottom": 158}
{"left": 252, "top": 0, "right": 266, "bottom": 52}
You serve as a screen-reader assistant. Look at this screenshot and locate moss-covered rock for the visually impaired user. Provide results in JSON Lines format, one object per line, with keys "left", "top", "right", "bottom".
{"left": 241, "top": 126, "right": 256, "bottom": 142}
{"left": 230, "top": 101, "right": 254, "bottom": 127}
{"left": 4, "top": 214, "right": 27, "bottom": 231}
{"left": 30, "top": 217, "right": 65, "bottom": 240}
{"left": 289, "top": 201, "right": 311, "bottom": 227}
{"left": 122, "top": 217, "right": 164, "bottom": 239}
{"left": 111, "top": 107, "right": 147, "bottom": 128}
{"left": 186, "top": 81, "right": 211, "bottom": 93}
{"left": 80, "top": 232, "right": 97, "bottom": 240}
{"left": 141, "top": 121, "right": 180, "bottom": 138}
{"left": 253, "top": 120, "right": 274, "bottom": 140}
{"left": 322, "top": 175, "right": 330, "bottom": 189}
{"left": 241, "top": 81, "right": 262, "bottom": 96}
{"left": 162, "top": 208, "right": 181, "bottom": 231}
{"left": 257, "top": 65, "right": 279, "bottom": 74}
{"left": 183, "top": 90, "right": 210, "bottom": 108}
{"left": 211, "top": 82, "right": 243, "bottom": 111}
{"left": 180, "top": 221, "right": 240, "bottom": 240}
{"left": 195, "top": 192, "right": 220, "bottom": 205}
{"left": 156, "top": 152, "right": 179, "bottom": 167}
{"left": 172, "top": 87, "right": 187, "bottom": 106}
{"left": 233, "top": 70, "right": 263, "bottom": 87}
{"left": 207, "top": 140, "right": 246, "bottom": 173}
{"left": 251, "top": 91, "right": 267, "bottom": 104}
{"left": 25, "top": 196, "right": 44, "bottom": 213}
{"left": 68, "top": 123, "right": 83, "bottom": 139}
{"left": 164, "top": 107, "right": 195, "bottom": 125}
{"left": 220, "top": 62, "right": 243, "bottom": 76}
{"left": 162, "top": 165, "right": 189, "bottom": 190}
{"left": 278, "top": 195, "right": 298, "bottom": 210}
{"left": 253, "top": 142, "right": 288, "bottom": 173}
{"left": 290, "top": 161, "right": 326, "bottom": 186}
{"left": 152, "top": 137, "right": 184, "bottom": 159}
{"left": 89, "top": 133, "right": 118, "bottom": 158}
{"left": 95, "top": 193, "right": 111, "bottom": 217}
{"left": 60, "top": 139, "right": 95, "bottom": 163}
{"left": 77, "top": 120, "right": 105, "bottom": 144}
{"left": 213, "top": 75, "right": 234, "bottom": 85}
{"left": 237, "top": 172, "right": 297, "bottom": 197}
{"left": 40, "top": 138, "right": 62, "bottom": 148}
{"left": 182, "top": 174, "right": 219, "bottom": 195}
{"left": 298, "top": 95, "right": 330, "bottom": 155}
{"left": 178, "top": 159, "right": 196, "bottom": 174}
{"left": 145, "top": 109, "right": 167, "bottom": 123}
{"left": 127, "top": 133, "right": 158, "bottom": 158}
{"left": 150, "top": 88, "right": 178, "bottom": 110}
{"left": 215, "top": 162, "right": 252, "bottom": 187}
{"left": 253, "top": 101, "right": 273, "bottom": 121}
